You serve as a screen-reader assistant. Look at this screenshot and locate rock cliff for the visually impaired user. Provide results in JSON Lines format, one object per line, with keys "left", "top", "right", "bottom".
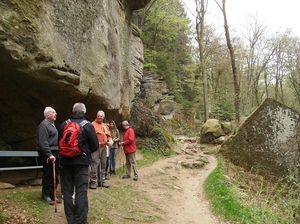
{"left": 0, "top": 0, "right": 149, "bottom": 150}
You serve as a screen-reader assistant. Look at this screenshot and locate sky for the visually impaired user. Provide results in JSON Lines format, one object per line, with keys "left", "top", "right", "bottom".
{"left": 183, "top": 0, "right": 300, "bottom": 37}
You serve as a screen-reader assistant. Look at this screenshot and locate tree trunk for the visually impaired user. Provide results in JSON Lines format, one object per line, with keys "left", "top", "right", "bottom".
{"left": 195, "top": 0, "right": 209, "bottom": 122}
{"left": 216, "top": 0, "right": 240, "bottom": 123}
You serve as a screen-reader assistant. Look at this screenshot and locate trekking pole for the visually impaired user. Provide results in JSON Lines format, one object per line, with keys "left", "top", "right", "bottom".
{"left": 99, "top": 162, "right": 102, "bottom": 190}
{"left": 47, "top": 158, "right": 57, "bottom": 212}
{"left": 119, "top": 159, "right": 121, "bottom": 178}
{"left": 109, "top": 157, "right": 111, "bottom": 177}
{"left": 53, "top": 161, "right": 57, "bottom": 212}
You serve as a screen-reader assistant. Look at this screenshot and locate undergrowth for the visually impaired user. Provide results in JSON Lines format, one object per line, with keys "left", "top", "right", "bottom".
{"left": 205, "top": 155, "right": 300, "bottom": 224}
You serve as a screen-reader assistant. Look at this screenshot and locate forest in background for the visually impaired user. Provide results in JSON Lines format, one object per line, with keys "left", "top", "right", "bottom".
{"left": 131, "top": 0, "right": 300, "bottom": 124}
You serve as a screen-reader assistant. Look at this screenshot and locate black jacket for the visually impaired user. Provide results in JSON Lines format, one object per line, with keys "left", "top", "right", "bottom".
{"left": 58, "top": 113, "right": 98, "bottom": 165}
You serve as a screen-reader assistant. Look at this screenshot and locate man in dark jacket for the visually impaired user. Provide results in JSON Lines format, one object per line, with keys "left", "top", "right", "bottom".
{"left": 58, "top": 102, "right": 98, "bottom": 224}
{"left": 119, "top": 120, "right": 139, "bottom": 181}
{"left": 36, "top": 106, "right": 61, "bottom": 205}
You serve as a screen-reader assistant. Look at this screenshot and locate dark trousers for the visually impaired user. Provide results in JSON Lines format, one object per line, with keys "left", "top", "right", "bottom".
{"left": 105, "top": 156, "right": 110, "bottom": 173}
{"left": 61, "top": 164, "right": 89, "bottom": 224}
{"left": 38, "top": 150, "right": 59, "bottom": 187}
{"left": 109, "top": 148, "right": 118, "bottom": 172}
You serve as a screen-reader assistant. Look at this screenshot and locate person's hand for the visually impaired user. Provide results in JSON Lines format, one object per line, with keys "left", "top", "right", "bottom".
{"left": 119, "top": 142, "right": 123, "bottom": 146}
{"left": 107, "top": 139, "right": 113, "bottom": 147}
{"left": 49, "top": 155, "right": 56, "bottom": 163}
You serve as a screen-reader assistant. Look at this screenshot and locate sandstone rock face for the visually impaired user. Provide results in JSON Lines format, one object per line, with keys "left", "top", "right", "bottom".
{"left": 0, "top": 0, "right": 147, "bottom": 150}
{"left": 140, "top": 70, "right": 173, "bottom": 107}
{"left": 131, "top": 69, "right": 176, "bottom": 136}
{"left": 221, "top": 98, "right": 300, "bottom": 181}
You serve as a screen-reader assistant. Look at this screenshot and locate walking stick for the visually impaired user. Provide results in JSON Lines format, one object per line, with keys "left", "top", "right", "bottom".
{"left": 99, "top": 161, "right": 102, "bottom": 190}
{"left": 53, "top": 161, "right": 57, "bottom": 212}
{"left": 47, "top": 158, "right": 57, "bottom": 212}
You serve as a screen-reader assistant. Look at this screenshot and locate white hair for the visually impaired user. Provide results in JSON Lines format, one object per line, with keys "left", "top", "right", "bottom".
{"left": 122, "top": 120, "right": 129, "bottom": 126}
{"left": 72, "top": 102, "right": 86, "bottom": 114}
{"left": 44, "top": 107, "right": 55, "bottom": 118}
{"left": 97, "top": 110, "right": 105, "bottom": 117}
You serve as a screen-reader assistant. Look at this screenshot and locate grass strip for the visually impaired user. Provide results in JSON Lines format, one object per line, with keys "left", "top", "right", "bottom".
{"left": 204, "top": 156, "right": 282, "bottom": 224}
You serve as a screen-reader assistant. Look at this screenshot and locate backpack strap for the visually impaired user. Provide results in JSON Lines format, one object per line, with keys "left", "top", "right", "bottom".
{"left": 65, "top": 119, "right": 71, "bottom": 124}
{"left": 80, "top": 120, "right": 89, "bottom": 127}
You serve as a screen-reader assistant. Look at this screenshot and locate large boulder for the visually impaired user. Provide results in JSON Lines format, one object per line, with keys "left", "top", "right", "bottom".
{"left": 200, "top": 119, "right": 225, "bottom": 143}
{"left": 221, "top": 98, "right": 300, "bottom": 181}
{"left": 0, "top": 0, "right": 150, "bottom": 150}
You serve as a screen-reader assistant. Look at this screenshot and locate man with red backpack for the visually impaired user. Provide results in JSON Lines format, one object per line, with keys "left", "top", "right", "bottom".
{"left": 58, "top": 102, "right": 98, "bottom": 224}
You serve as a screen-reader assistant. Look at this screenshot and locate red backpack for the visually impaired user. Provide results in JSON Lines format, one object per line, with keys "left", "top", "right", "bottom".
{"left": 59, "top": 119, "right": 89, "bottom": 157}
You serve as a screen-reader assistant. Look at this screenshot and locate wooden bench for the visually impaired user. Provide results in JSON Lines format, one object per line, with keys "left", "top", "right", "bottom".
{"left": 0, "top": 151, "right": 43, "bottom": 178}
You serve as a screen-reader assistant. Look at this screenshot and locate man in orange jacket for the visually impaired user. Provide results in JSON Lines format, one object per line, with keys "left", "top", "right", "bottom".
{"left": 119, "top": 120, "right": 139, "bottom": 181}
{"left": 90, "top": 110, "right": 112, "bottom": 189}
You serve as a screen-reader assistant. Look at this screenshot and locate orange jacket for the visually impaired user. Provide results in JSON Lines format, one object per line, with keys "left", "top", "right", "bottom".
{"left": 92, "top": 121, "right": 111, "bottom": 146}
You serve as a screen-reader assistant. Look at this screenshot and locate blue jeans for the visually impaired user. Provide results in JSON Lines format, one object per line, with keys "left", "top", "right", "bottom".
{"left": 109, "top": 148, "right": 118, "bottom": 172}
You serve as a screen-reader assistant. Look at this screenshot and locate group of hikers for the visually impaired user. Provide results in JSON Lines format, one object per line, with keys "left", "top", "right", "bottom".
{"left": 36, "top": 102, "right": 139, "bottom": 224}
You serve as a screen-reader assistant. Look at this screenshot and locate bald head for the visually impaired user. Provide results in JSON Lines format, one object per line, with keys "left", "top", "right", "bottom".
{"left": 44, "top": 106, "right": 57, "bottom": 122}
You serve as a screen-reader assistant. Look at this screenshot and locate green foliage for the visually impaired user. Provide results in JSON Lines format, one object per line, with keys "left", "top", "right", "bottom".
{"left": 132, "top": 0, "right": 193, "bottom": 100}
{"left": 143, "top": 63, "right": 157, "bottom": 70}
{"left": 131, "top": 23, "right": 142, "bottom": 37}
{"left": 138, "top": 126, "right": 176, "bottom": 157}
{"left": 212, "top": 95, "right": 234, "bottom": 121}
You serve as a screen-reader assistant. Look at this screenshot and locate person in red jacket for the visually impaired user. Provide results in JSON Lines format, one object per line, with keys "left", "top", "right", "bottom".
{"left": 119, "top": 120, "right": 139, "bottom": 181}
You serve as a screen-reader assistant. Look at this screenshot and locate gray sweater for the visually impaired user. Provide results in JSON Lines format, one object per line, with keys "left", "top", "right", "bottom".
{"left": 36, "top": 119, "right": 58, "bottom": 157}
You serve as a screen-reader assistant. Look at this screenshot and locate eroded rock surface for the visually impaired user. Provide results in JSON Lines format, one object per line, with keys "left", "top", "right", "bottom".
{"left": 221, "top": 98, "right": 300, "bottom": 180}
{"left": 0, "top": 0, "right": 148, "bottom": 150}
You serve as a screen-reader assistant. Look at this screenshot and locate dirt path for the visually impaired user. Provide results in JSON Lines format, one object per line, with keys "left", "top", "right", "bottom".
{"left": 131, "top": 152, "right": 220, "bottom": 224}
{"left": 129, "top": 136, "right": 223, "bottom": 224}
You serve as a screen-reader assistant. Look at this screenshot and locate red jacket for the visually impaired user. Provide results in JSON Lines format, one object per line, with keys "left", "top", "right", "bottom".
{"left": 122, "top": 127, "right": 136, "bottom": 154}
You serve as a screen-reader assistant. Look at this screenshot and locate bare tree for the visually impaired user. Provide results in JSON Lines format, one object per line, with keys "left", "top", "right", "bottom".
{"left": 214, "top": 0, "right": 240, "bottom": 123}
{"left": 243, "top": 15, "right": 278, "bottom": 107}
{"left": 195, "top": 0, "right": 209, "bottom": 122}
{"left": 286, "top": 35, "right": 300, "bottom": 105}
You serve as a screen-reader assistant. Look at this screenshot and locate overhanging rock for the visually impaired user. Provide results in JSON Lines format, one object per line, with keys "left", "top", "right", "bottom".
{"left": 221, "top": 98, "right": 300, "bottom": 180}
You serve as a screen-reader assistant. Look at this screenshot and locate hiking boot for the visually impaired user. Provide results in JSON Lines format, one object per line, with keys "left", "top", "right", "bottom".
{"left": 99, "top": 182, "right": 110, "bottom": 188}
{"left": 41, "top": 186, "right": 55, "bottom": 205}
{"left": 54, "top": 197, "right": 62, "bottom": 204}
{"left": 133, "top": 176, "right": 138, "bottom": 181}
{"left": 41, "top": 196, "right": 55, "bottom": 205}
{"left": 89, "top": 182, "right": 97, "bottom": 189}
{"left": 122, "top": 174, "right": 131, "bottom": 179}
